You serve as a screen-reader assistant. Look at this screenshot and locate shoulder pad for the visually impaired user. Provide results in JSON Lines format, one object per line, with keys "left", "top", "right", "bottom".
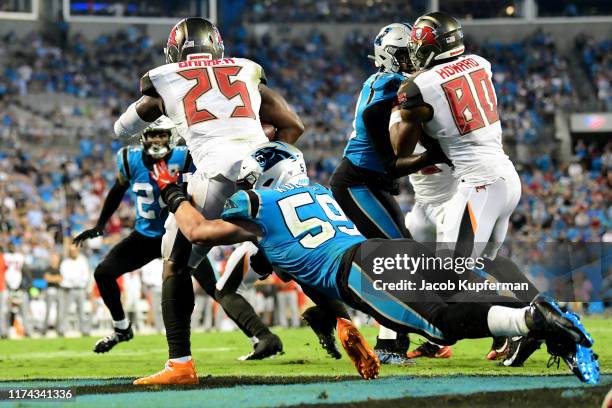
{"left": 397, "top": 76, "right": 427, "bottom": 110}
{"left": 221, "top": 190, "right": 261, "bottom": 220}
{"left": 140, "top": 72, "right": 159, "bottom": 97}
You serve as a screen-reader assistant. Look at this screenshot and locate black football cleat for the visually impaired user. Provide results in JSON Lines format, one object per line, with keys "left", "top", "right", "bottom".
{"left": 526, "top": 296, "right": 592, "bottom": 347}
{"left": 302, "top": 306, "right": 342, "bottom": 359}
{"left": 239, "top": 332, "right": 283, "bottom": 361}
{"left": 94, "top": 324, "right": 134, "bottom": 353}
{"left": 501, "top": 336, "right": 543, "bottom": 367}
{"left": 374, "top": 334, "right": 414, "bottom": 365}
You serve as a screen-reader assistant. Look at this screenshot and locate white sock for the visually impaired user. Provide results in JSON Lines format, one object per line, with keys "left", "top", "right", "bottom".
{"left": 113, "top": 319, "right": 129, "bottom": 330}
{"left": 250, "top": 336, "right": 259, "bottom": 345}
{"left": 378, "top": 326, "right": 397, "bottom": 340}
{"left": 170, "top": 356, "right": 192, "bottom": 363}
{"left": 487, "top": 306, "right": 529, "bottom": 337}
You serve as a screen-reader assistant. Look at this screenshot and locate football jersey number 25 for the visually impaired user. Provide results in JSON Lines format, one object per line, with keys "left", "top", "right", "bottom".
{"left": 279, "top": 192, "right": 361, "bottom": 249}
{"left": 178, "top": 66, "right": 256, "bottom": 126}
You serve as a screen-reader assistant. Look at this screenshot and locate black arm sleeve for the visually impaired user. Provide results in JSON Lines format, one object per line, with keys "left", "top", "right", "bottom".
{"left": 140, "top": 72, "right": 159, "bottom": 97}
{"left": 95, "top": 180, "right": 129, "bottom": 229}
{"left": 361, "top": 99, "right": 397, "bottom": 171}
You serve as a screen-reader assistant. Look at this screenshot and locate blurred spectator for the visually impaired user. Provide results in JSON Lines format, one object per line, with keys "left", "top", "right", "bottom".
{"left": 58, "top": 244, "right": 91, "bottom": 336}
{"left": 42, "top": 252, "right": 62, "bottom": 335}
{"left": 0, "top": 250, "right": 7, "bottom": 338}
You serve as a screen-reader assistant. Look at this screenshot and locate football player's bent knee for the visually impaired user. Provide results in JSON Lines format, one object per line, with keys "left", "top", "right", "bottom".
{"left": 94, "top": 260, "right": 115, "bottom": 282}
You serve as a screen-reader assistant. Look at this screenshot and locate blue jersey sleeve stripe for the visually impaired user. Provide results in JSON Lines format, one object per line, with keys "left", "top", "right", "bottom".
{"left": 245, "top": 190, "right": 261, "bottom": 218}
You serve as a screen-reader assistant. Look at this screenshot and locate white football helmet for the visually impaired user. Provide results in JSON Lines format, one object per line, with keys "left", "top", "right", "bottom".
{"left": 371, "top": 23, "right": 412, "bottom": 73}
{"left": 237, "top": 142, "right": 308, "bottom": 190}
{"left": 140, "top": 116, "right": 176, "bottom": 159}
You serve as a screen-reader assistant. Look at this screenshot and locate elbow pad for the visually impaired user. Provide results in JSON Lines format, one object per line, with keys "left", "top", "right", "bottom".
{"left": 114, "top": 102, "right": 150, "bottom": 138}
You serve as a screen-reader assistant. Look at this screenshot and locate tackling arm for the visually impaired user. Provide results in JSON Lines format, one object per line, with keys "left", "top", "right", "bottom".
{"left": 150, "top": 161, "right": 259, "bottom": 247}
{"left": 259, "top": 84, "right": 304, "bottom": 144}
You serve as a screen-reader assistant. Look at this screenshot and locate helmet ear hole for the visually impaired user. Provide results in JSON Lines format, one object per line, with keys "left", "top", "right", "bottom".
{"left": 262, "top": 178, "right": 274, "bottom": 187}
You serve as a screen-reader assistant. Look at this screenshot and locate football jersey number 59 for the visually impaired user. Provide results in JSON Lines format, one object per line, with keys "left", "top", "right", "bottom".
{"left": 279, "top": 192, "right": 360, "bottom": 249}
{"left": 178, "top": 66, "right": 256, "bottom": 126}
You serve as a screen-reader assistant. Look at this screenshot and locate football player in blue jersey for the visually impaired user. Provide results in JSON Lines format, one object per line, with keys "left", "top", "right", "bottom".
{"left": 149, "top": 141, "right": 599, "bottom": 384}
{"left": 76, "top": 118, "right": 281, "bottom": 359}
{"left": 330, "top": 23, "right": 451, "bottom": 363}
{"left": 73, "top": 117, "right": 193, "bottom": 352}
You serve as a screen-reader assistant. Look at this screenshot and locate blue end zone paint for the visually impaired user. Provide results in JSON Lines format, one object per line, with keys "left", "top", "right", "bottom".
{"left": 1, "top": 375, "right": 610, "bottom": 408}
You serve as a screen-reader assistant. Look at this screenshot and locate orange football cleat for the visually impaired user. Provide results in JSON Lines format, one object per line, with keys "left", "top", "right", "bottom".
{"left": 337, "top": 318, "right": 380, "bottom": 380}
{"left": 407, "top": 342, "right": 452, "bottom": 359}
{"left": 133, "top": 359, "right": 199, "bottom": 385}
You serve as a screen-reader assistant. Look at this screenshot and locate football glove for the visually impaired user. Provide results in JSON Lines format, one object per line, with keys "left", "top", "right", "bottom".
{"left": 150, "top": 161, "right": 187, "bottom": 213}
{"left": 73, "top": 226, "right": 104, "bottom": 247}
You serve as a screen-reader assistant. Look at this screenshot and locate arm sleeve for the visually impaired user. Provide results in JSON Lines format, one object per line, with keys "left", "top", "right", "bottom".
{"left": 140, "top": 71, "right": 160, "bottom": 97}
{"left": 95, "top": 180, "right": 129, "bottom": 229}
{"left": 361, "top": 100, "right": 398, "bottom": 171}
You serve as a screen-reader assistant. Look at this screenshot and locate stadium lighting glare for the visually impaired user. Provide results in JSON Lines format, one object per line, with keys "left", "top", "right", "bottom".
{"left": 506, "top": 5, "right": 516, "bottom": 16}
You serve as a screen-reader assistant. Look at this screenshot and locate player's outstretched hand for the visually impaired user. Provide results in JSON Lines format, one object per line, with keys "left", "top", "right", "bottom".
{"left": 73, "top": 227, "right": 103, "bottom": 247}
{"left": 150, "top": 161, "right": 188, "bottom": 213}
{"left": 150, "top": 161, "right": 179, "bottom": 191}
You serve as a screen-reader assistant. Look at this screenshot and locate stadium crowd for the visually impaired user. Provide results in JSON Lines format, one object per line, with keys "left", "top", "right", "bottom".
{"left": 0, "top": 24, "right": 610, "bottom": 337}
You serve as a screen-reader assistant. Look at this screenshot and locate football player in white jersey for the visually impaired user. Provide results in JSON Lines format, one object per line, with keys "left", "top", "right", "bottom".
{"left": 405, "top": 142, "right": 458, "bottom": 244}
{"left": 113, "top": 17, "right": 304, "bottom": 385}
{"left": 390, "top": 11, "right": 520, "bottom": 261}
{"left": 390, "top": 12, "right": 542, "bottom": 363}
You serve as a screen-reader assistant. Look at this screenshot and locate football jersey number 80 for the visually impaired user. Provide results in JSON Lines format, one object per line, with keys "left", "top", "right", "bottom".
{"left": 441, "top": 68, "right": 499, "bottom": 135}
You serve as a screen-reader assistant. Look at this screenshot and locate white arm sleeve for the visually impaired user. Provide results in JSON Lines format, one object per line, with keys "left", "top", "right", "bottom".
{"left": 113, "top": 101, "right": 150, "bottom": 138}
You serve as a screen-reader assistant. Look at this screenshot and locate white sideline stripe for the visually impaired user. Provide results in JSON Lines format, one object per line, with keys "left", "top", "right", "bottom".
{"left": 2, "top": 347, "right": 233, "bottom": 359}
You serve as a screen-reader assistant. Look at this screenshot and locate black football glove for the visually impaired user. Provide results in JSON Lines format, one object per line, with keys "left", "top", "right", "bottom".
{"left": 73, "top": 226, "right": 104, "bottom": 247}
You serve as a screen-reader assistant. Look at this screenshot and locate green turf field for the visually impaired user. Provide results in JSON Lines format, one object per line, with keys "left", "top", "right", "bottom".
{"left": 0, "top": 317, "right": 608, "bottom": 380}
{"left": 0, "top": 318, "right": 608, "bottom": 407}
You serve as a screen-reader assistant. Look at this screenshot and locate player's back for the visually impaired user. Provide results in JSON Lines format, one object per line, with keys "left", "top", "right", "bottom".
{"left": 344, "top": 71, "right": 405, "bottom": 174}
{"left": 221, "top": 183, "right": 365, "bottom": 299}
{"left": 406, "top": 54, "right": 514, "bottom": 184}
{"left": 144, "top": 57, "right": 268, "bottom": 174}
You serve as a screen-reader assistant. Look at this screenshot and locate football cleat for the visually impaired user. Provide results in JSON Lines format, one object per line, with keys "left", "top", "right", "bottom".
{"left": 133, "top": 359, "right": 198, "bottom": 385}
{"left": 407, "top": 342, "right": 452, "bottom": 359}
{"left": 302, "top": 307, "right": 342, "bottom": 359}
{"left": 546, "top": 339, "right": 600, "bottom": 384}
{"left": 526, "top": 296, "right": 593, "bottom": 348}
{"left": 337, "top": 318, "right": 380, "bottom": 380}
{"left": 375, "top": 349, "right": 415, "bottom": 365}
{"left": 94, "top": 324, "right": 134, "bottom": 353}
{"left": 485, "top": 337, "right": 510, "bottom": 361}
{"left": 239, "top": 333, "right": 283, "bottom": 361}
{"left": 374, "top": 334, "right": 413, "bottom": 365}
{"left": 500, "top": 336, "right": 543, "bottom": 367}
